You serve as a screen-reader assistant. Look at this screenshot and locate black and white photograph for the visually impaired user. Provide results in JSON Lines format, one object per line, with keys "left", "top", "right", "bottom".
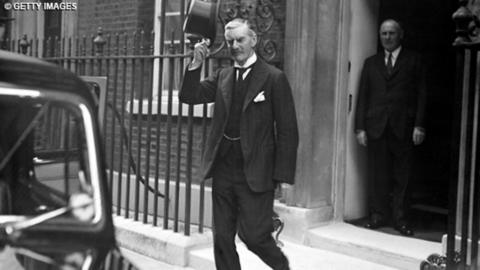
{"left": 0, "top": 0, "right": 476, "bottom": 269}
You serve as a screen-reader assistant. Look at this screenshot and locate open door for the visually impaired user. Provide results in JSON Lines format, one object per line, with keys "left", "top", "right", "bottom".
{"left": 345, "top": 0, "right": 380, "bottom": 220}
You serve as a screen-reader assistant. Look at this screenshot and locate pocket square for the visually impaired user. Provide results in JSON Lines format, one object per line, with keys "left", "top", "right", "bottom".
{"left": 253, "top": 91, "right": 266, "bottom": 103}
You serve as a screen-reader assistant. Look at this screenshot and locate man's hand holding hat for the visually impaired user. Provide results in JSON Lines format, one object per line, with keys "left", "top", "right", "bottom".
{"left": 189, "top": 38, "right": 210, "bottom": 70}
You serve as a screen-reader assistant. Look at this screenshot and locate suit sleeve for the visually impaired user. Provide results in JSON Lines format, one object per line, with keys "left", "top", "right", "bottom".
{"left": 354, "top": 61, "right": 369, "bottom": 132}
{"left": 414, "top": 54, "right": 427, "bottom": 128}
{"left": 272, "top": 72, "right": 299, "bottom": 184}
{"left": 179, "top": 67, "right": 219, "bottom": 105}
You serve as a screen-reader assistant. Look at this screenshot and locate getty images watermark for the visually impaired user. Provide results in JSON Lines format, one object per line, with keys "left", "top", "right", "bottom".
{"left": 3, "top": 1, "right": 77, "bottom": 11}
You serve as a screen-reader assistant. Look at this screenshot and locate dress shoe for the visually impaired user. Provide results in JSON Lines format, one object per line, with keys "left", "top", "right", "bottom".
{"left": 394, "top": 224, "right": 414, "bottom": 236}
{"left": 364, "top": 217, "right": 385, "bottom": 229}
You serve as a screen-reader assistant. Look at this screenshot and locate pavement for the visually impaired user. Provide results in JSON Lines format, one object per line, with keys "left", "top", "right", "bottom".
{"left": 189, "top": 239, "right": 401, "bottom": 270}
{"left": 115, "top": 215, "right": 442, "bottom": 270}
{"left": 121, "top": 235, "right": 403, "bottom": 270}
{"left": 121, "top": 247, "right": 196, "bottom": 270}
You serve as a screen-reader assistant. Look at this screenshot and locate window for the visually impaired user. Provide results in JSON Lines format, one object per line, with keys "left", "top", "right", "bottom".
{"left": 131, "top": 0, "right": 214, "bottom": 118}
{"left": 0, "top": 97, "right": 95, "bottom": 219}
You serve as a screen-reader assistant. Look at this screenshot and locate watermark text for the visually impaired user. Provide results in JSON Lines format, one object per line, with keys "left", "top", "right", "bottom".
{"left": 3, "top": 2, "right": 77, "bottom": 11}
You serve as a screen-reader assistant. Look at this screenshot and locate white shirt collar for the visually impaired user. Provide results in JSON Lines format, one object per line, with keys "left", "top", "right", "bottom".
{"left": 385, "top": 46, "right": 401, "bottom": 65}
{"left": 234, "top": 52, "right": 257, "bottom": 69}
{"left": 234, "top": 53, "right": 257, "bottom": 80}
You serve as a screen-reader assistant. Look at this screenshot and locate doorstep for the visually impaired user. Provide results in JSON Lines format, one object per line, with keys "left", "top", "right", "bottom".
{"left": 306, "top": 222, "right": 442, "bottom": 270}
{"left": 114, "top": 216, "right": 212, "bottom": 267}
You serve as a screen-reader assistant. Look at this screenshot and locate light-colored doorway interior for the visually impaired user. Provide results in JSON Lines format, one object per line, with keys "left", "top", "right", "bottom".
{"left": 344, "top": 0, "right": 380, "bottom": 220}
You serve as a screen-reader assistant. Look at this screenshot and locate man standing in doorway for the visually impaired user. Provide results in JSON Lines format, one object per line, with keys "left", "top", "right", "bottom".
{"left": 180, "top": 18, "right": 298, "bottom": 270}
{"left": 355, "top": 19, "right": 427, "bottom": 236}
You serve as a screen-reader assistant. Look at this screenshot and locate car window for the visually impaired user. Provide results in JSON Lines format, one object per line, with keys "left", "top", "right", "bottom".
{"left": 0, "top": 98, "right": 93, "bottom": 217}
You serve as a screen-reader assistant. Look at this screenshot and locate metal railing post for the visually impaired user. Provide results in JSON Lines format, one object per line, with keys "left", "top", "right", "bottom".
{"left": 163, "top": 38, "right": 175, "bottom": 230}
{"left": 93, "top": 27, "right": 107, "bottom": 56}
{"left": 19, "top": 34, "right": 30, "bottom": 55}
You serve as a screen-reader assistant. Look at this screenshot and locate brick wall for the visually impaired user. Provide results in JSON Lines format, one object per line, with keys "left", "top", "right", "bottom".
{"left": 77, "top": 0, "right": 154, "bottom": 41}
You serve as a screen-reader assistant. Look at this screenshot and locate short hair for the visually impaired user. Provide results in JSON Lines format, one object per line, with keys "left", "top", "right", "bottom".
{"left": 224, "top": 18, "right": 256, "bottom": 38}
{"left": 380, "top": 19, "right": 404, "bottom": 37}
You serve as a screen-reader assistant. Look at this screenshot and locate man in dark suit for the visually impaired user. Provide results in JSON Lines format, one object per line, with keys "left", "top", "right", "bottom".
{"left": 180, "top": 18, "right": 298, "bottom": 270}
{"left": 355, "top": 19, "right": 427, "bottom": 236}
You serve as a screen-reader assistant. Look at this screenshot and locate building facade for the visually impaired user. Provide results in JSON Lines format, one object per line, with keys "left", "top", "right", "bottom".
{"left": 5, "top": 0, "right": 478, "bottom": 268}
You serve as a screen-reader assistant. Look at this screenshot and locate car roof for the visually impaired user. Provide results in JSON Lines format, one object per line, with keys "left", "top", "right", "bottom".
{"left": 0, "top": 50, "right": 95, "bottom": 104}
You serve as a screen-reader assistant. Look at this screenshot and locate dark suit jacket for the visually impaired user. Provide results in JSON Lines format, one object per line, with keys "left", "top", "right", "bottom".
{"left": 180, "top": 59, "right": 298, "bottom": 192}
{"left": 355, "top": 49, "right": 427, "bottom": 140}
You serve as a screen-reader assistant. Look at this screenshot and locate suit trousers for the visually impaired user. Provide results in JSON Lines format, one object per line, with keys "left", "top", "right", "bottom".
{"left": 211, "top": 138, "right": 289, "bottom": 270}
{"left": 367, "top": 123, "right": 413, "bottom": 225}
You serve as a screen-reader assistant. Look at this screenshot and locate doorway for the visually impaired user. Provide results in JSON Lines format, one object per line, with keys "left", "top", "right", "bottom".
{"left": 346, "top": 0, "right": 457, "bottom": 242}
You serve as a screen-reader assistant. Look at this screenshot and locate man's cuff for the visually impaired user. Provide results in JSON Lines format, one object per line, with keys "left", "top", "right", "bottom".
{"left": 188, "top": 61, "right": 202, "bottom": 71}
{"left": 273, "top": 175, "right": 294, "bottom": 185}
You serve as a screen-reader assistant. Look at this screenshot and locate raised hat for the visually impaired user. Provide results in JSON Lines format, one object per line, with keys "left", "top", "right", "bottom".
{"left": 183, "top": 0, "right": 219, "bottom": 42}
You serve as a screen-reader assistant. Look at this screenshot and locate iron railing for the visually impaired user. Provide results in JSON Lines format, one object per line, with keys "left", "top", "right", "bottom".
{"left": 3, "top": 0, "right": 286, "bottom": 239}
{"left": 4, "top": 28, "right": 228, "bottom": 238}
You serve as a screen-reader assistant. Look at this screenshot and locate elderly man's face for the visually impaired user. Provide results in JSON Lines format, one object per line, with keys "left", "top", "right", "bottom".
{"left": 224, "top": 24, "right": 257, "bottom": 65}
{"left": 379, "top": 21, "right": 402, "bottom": 52}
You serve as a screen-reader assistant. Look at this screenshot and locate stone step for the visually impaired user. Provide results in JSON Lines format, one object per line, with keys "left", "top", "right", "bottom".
{"left": 305, "top": 222, "right": 443, "bottom": 270}
{"left": 114, "top": 216, "right": 443, "bottom": 270}
{"left": 120, "top": 248, "right": 195, "bottom": 270}
{"left": 189, "top": 238, "right": 401, "bottom": 270}
{"left": 113, "top": 216, "right": 212, "bottom": 267}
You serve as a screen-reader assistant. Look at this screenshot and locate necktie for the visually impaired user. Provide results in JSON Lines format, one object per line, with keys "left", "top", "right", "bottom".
{"left": 225, "top": 67, "right": 250, "bottom": 140}
{"left": 236, "top": 67, "right": 248, "bottom": 82}
{"left": 387, "top": 53, "right": 393, "bottom": 75}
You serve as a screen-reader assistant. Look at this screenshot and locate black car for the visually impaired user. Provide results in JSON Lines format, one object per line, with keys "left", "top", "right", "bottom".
{"left": 0, "top": 50, "right": 139, "bottom": 270}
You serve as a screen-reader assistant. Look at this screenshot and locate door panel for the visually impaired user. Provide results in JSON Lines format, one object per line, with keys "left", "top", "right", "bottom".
{"left": 345, "top": 0, "right": 380, "bottom": 220}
